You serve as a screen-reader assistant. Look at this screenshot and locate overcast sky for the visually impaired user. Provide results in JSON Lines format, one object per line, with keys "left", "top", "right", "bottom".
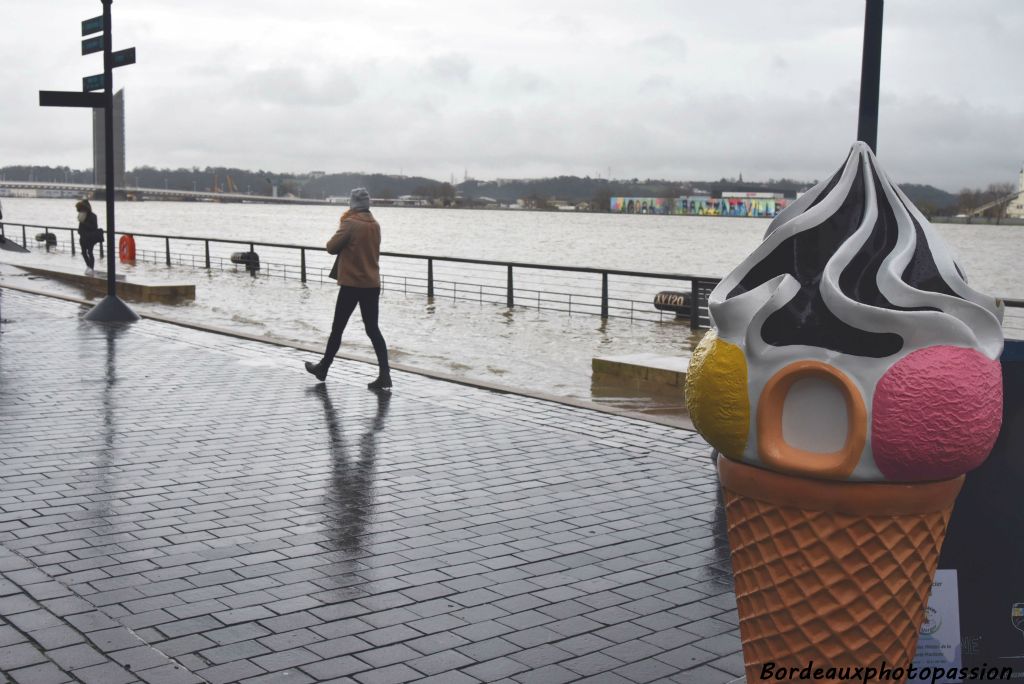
{"left": 3, "top": 1, "right": 1022, "bottom": 191}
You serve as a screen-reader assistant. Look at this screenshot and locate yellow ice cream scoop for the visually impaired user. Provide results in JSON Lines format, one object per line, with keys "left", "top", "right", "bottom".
{"left": 685, "top": 329, "right": 749, "bottom": 459}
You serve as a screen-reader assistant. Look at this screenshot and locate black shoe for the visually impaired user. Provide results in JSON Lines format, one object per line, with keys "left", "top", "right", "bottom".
{"left": 367, "top": 375, "right": 392, "bottom": 391}
{"left": 305, "top": 361, "right": 328, "bottom": 382}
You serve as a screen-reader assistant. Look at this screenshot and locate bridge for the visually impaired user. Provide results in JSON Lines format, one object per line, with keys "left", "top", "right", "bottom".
{"left": 0, "top": 180, "right": 432, "bottom": 207}
{"left": 0, "top": 180, "right": 331, "bottom": 205}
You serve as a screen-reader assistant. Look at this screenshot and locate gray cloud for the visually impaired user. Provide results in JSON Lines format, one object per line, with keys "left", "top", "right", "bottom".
{"left": 632, "top": 33, "right": 688, "bottom": 60}
{"left": 492, "top": 67, "right": 550, "bottom": 95}
{"left": 424, "top": 54, "right": 473, "bottom": 84}
{"left": 3, "top": 0, "right": 1023, "bottom": 190}
{"left": 233, "top": 66, "right": 360, "bottom": 107}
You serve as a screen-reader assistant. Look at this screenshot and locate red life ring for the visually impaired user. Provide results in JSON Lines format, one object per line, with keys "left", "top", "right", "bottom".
{"left": 118, "top": 234, "right": 136, "bottom": 262}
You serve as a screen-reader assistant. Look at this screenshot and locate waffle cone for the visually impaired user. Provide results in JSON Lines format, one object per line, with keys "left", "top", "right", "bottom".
{"left": 718, "top": 457, "right": 963, "bottom": 683}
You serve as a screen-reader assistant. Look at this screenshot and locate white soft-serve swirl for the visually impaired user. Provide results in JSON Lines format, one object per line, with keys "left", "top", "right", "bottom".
{"left": 707, "top": 141, "right": 1004, "bottom": 481}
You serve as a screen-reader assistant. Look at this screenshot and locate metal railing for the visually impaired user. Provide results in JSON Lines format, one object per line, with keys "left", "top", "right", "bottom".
{"left": 6, "top": 221, "right": 1022, "bottom": 333}
{"left": 1, "top": 223, "right": 722, "bottom": 327}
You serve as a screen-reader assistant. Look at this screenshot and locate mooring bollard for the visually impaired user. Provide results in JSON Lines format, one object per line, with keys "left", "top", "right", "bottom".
{"left": 601, "top": 272, "right": 608, "bottom": 318}
{"left": 507, "top": 265, "right": 514, "bottom": 308}
{"left": 689, "top": 279, "right": 700, "bottom": 330}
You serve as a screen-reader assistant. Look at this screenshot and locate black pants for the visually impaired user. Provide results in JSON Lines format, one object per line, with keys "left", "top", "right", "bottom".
{"left": 80, "top": 238, "right": 96, "bottom": 269}
{"left": 321, "top": 287, "right": 390, "bottom": 376}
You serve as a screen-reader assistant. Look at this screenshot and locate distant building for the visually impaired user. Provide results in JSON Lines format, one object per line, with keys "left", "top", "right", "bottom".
{"left": 1008, "top": 165, "right": 1024, "bottom": 218}
{"left": 611, "top": 193, "right": 789, "bottom": 217}
{"left": 92, "top": 89, "right": 125, "bottom": 189}
{"left": 610, "top": 197, "right": 674, "bottom": 215}
{"left": 309, "top": 171, "right": 326, "bottom": 179}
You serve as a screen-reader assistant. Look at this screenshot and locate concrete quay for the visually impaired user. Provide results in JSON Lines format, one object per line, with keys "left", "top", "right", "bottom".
{"left": 10, "top": 265, "right": 195, "bottom": 304}
{"left": 0, "top": 287, "right": 743, "bottom": 684}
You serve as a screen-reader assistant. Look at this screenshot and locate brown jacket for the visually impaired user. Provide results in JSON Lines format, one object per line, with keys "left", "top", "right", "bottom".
{"left": 326, "top": 211, "right": 381, "bottom": 288}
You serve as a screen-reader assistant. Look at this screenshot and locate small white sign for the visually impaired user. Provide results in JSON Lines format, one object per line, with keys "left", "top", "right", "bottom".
{"left": 913, "top": 569, "right": 963, "bottom": 682}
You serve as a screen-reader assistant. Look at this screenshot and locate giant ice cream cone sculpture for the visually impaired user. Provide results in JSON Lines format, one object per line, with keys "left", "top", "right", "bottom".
{"left": 686, "top": 143, "right": 1004, "bottom": 682}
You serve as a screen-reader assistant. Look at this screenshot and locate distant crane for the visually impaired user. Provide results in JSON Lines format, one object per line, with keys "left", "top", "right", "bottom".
{"left": 965, "top": 190, "right": 1023, "bottom": 218}
{"left": 210, "top": 175, "right": 238, "bottom": 194}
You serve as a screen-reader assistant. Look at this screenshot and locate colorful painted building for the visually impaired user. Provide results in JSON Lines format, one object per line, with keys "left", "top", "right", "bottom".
{"left": 611, "top": 192, "right": 789, "bottom": 217}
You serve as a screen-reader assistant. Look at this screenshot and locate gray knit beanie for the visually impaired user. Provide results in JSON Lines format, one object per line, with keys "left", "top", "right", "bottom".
{"left": 349, "top": 187, "right": 371, "bottom": 211}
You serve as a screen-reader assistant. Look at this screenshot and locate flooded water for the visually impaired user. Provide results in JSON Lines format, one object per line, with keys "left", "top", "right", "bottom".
{"left": 6, "top": 198, "right": 1024, "bottom": 296}
{"left": 2, "top": 197, "right": 1022, "bottom": 420}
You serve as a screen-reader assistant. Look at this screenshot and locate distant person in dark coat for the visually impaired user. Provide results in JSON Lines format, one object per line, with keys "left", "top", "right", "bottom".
{"left": 75, "top": 199, "right": 102, "bottom": 275}
{"left": 305, "top": 188, "right": 392, "bottom": 390}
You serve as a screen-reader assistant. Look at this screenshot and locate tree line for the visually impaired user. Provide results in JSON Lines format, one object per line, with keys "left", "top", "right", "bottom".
{"left": 0, "top": 164, "right": 973, "bottom": 217}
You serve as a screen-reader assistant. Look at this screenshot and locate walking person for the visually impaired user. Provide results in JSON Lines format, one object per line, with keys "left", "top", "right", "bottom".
{"left": 75, "top": 199, "right": 102, "bottom": 275}
{"left": 306, "top": 188, "right": 392, "bottom": 390}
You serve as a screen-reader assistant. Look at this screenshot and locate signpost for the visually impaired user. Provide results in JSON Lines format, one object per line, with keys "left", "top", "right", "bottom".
{"left": 81, "top": 36, "right": 103, "bottom": 55}
{"left": 82, "top": 74, "right": 104, "bottom": 92}
{"left": 112, "top": 48, "right": 135, "bottom": 67}
{"left": 81, "top": 15, "right": 104, "bottom": 36}
{"left": 39, "top": 0, "right": 138, "bottom": 322}
{"left": 38, "top": 91, "right": 104, "bottom": 108}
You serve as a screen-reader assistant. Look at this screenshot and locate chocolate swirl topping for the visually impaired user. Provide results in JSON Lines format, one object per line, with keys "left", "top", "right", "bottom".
{"left": 710, "top": 142, "right": 1003, "bottom": 361}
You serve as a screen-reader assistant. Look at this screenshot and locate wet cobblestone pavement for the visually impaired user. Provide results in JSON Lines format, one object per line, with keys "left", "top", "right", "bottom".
{"left": 0, "top": 288, "right": 742, "bottom": 683}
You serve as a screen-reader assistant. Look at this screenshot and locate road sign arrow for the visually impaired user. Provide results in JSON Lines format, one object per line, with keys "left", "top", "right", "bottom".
{"left": 82, "top": 36, "right": 103, "bottom": 55}
{"left": 83, "top": 74, "right": 105, "bottom": 92}
{"left": 81, "top": 15, "right": 105, "bottom": 36}
{"left": 112, "top": 47, "right": 136, "bottom": 67}
{"left": 40, "top": 90, "right": 105, "bottom": 108}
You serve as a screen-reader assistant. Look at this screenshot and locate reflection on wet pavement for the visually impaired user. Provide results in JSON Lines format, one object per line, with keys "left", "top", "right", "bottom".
{"left": 0, "top": 288, "right": 744, "bottom": 683}
{"left": 312, "top": 385, "right": 390, "bottom": 555}
{"left": 0, "top": 254, "right": 703, "bottom": 417}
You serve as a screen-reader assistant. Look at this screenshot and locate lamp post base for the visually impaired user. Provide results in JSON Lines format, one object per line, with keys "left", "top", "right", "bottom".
{"left": 83, "top": 295, "right": 140, "bottom": 322}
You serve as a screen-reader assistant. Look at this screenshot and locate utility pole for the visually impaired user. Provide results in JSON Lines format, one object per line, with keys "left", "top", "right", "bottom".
{"left": 857, "top": 0, "right": 884, "bottom": 153}
{"left": 40, "top": 0, "right": 138, "bottom": 322}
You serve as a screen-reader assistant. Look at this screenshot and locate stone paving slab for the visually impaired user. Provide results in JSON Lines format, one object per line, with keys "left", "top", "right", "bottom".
{"left": 0, "top": 288, "right": 742, "bottom": 683}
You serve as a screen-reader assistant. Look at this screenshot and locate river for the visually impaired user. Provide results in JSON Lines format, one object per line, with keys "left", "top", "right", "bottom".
{"left": 2, "top": 198, "right": 1022, "bottom": 419}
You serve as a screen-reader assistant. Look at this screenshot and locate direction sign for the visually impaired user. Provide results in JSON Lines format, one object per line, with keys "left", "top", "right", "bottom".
{"left": 81, "top": 15, "right": 105, "bottom": 36}
{"left": 112, "top": 47, "right": 136, "bottom": 68}
{"left": 83, "top": 74, "right": 104, "bottom": 92}
{"left": 39, "top": 90, "right": 105, "bottom": 108}
{"left": 82, "top": 36, "right": 103, "bottom": 55}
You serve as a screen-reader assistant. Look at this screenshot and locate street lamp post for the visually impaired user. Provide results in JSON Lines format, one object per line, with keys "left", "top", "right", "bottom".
{"left": 857, "top": 0, "right": 884, "bottom": 153}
